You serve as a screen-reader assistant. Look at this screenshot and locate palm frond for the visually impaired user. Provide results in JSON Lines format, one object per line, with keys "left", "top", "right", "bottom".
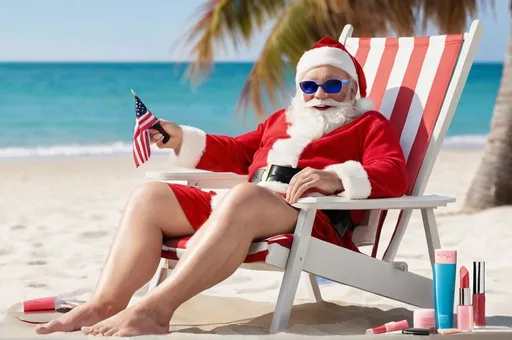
{"left": 236, "top": 0, "right": 421, "bottom": 118}
{"left": 176, "top": 0, "right": 495, "bottom": 119}
{"left": 418, "top": 0, "right": 493, "bottom": 34}
{"left": 235, "top": 0, "right": 351, "bottom": 118}
{"left": 322, "top": 0, "right": 417, "bottom": 37}
{"left": 178, "top": 0, "right": 289, "bottom": 83}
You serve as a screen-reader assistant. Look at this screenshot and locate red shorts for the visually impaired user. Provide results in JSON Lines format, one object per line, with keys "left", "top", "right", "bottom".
{"left": 168, "top": 183, "right": 359, "bottom": 252}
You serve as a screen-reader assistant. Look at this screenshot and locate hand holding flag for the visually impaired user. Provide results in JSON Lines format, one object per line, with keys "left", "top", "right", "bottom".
{"left": 131, "top": 89, "right": 170, "bottom": 167}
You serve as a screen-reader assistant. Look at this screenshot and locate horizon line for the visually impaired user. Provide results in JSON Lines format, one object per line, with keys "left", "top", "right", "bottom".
{"left": 0, "top": 60, "right": 504, "bottom": 64}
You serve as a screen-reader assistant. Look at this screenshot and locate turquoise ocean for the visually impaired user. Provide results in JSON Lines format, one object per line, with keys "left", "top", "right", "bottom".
{"left": 0, "top": 62, "right": 503, "bottom": 160}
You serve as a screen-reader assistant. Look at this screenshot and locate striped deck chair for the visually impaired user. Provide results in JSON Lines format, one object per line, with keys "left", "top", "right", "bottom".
{"left": 145, "top": 20, "right": 482, "bottom": 333}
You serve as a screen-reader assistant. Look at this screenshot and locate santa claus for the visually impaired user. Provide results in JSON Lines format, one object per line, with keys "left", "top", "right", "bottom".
{"left": 158, "top": 35, "right": 409, "bottom": 247}
{"left": 36, "top": 36, "right": 409, "bottom": 337}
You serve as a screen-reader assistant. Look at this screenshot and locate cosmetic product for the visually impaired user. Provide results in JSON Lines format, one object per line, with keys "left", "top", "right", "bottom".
{"left": 457, "top": 266, "right": 473, "bottom": 331}
{"left": 22, "top": 296, "right": 78, "bottom": 313}
{"left": 22, "top": 288, "right": 87, "bottom": 313}
{"left": 433, "top": 249, "right": 457, "bottom": 329}
{"left": 473, "top": 261, "right": 486, "bottom": 327}
{"left": 365, "top": 321, "right": 393, "bottom": 335}
{"left": 365, "top": 320, "right": 409, "bottom": 335}
{"left": 402, "top": 328, "right": 436, "bottom": 336}
{"left": 391, "top": 320, "right": 409, "bottom": 332}
{"left": 413, "top": 308, "right": 435, "bottom": 329}
{"left": 23, "top": 296, "right": 63, "bottom": 312}
{"left": 438, "top": 328, "right": 460, "bottom": 335}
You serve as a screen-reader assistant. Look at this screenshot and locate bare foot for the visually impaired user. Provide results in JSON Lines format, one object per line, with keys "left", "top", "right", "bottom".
{"left": 35, "top": 300, "right": 123, "bottom": 334}
{"left": 81, "top": 300, "right": 170, "bottom": 337}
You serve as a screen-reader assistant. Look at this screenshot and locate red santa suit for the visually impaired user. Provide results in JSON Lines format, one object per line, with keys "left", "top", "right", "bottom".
{"left": 165, "top": 36, "right": 408, "bottom": 252}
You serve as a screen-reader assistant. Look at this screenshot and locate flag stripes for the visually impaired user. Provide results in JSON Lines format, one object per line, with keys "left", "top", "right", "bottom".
{"left": 132, "top": 93, "right": 159, "bottom": 167}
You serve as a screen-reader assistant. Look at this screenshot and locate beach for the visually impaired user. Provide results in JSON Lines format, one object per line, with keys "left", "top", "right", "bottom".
{"left": 1, "top": 148, "right": 511, "bottom": 339}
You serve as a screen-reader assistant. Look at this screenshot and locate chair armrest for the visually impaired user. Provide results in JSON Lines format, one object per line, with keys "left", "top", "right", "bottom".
{"left": 145, "top": 169, "right": 247, "bottom": 189}
{"left": 291, "top": 195, "right": 455, "bottom": 210}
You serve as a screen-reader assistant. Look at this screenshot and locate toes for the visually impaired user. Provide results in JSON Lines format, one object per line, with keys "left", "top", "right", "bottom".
{"left": 35, "top": 320, "right": 64, "bottom": 334}
{"left": 97, "top": 325, "right": 111, "bottom": 336}
{"left": 104, "top": 328, "right": 118, "bottom": 336}
{"left": 112, "top": 328, "right": 135, "bottom": 337}
{"left": 81, "top": 325, "right": 94, "bottom": 335}
{"left": 35, "top": 324, "right": 50, "bottom": 334}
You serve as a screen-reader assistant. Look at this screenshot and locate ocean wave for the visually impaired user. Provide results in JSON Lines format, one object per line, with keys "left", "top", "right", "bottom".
{"left": 0, "top": 135, "right": 488, "bottom": 159}
{"left": 442, "top": 134, "right": 488, "bottom": 149}
{"left": 0, "top": 141, "right": 168, "bottom": 159}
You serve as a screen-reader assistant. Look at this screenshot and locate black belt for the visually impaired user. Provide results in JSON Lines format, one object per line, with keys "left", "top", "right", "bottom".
{"left": 250, "top": 164, "right": 353, "bottom": 240}
{"left": 250, "top": 165, "right": 303, "bottom": 184}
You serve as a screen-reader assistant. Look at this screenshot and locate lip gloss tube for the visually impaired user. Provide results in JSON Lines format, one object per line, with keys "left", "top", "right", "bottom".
{"left": 433, "top": 249, "right": 457, "bottom": 329}
{"left": 473, "top": 261, "right": 486, "bottom": 327}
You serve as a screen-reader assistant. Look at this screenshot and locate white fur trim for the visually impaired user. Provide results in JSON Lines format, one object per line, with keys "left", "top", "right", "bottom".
{"left": 257, "top": 181, "right": 289, "bottom": 194}
{"left": 324, "top": 161, "right": 372, "bottom": 199}
{"left": 266, "top": 137, "right": 311, "bottom": 167}
{"left": 169, "top": 125, "right": 206, "bottom": 168}
{"left": 296, "top": 46, "right": 358, "bottom": 83}
{"left": 354, "top": 97, "right": 374, "bottom": 113}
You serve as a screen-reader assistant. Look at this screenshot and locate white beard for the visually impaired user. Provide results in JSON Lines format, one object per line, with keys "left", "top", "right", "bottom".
{"left": 285, "top": 94, "right": 362, "bottom": 140}
{"left": 265, "top": 94, "right": 363, "bottom": 167}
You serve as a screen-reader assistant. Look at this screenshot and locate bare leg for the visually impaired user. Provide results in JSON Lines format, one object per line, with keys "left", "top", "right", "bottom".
{"left": 83, "top": 183, "right": 299, "bottom": 337}
{"left": 36, "top": 182, "right": 194, "bottom": 334}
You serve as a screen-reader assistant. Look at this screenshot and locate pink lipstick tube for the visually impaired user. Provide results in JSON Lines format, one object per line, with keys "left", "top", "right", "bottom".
{"left": 457, "top": 287, "right": 473, "bottom": 331}
{"left": 22, "top": 296, "right": 57, "bottom": 312}
{"left": 472, "top": 261, "right": 486, "bottom": 327}
{"left": 365, "top": 320, "right": 409, "bottom": 335}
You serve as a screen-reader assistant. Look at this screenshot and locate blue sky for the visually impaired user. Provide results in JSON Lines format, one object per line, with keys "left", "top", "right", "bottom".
{"left": 0, "top": 0, "right": 509, "bottom": 62}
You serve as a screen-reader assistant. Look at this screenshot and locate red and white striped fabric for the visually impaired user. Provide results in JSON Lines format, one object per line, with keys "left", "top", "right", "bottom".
{"left": 161, "top": 234, "right": 293, "bottom": 263}
{"left": 345, "top": 34, "right": 464, "bottom": 256}
{"left": 346, "top": 35, "right": 463, "bottom": 192}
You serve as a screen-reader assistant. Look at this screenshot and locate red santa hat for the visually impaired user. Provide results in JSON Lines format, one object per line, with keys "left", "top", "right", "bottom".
{"left": 295, "top": 36, "right": 374, "bottom": 113}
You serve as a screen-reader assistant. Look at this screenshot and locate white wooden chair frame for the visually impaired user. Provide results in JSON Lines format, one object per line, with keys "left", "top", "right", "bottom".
{"left": 145, "top": 20, "right": 482, "bottom": 333}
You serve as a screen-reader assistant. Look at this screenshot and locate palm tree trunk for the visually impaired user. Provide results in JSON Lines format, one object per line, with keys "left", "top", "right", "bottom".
{"left": 464, "top": 17, "right": 512, "bottom": 210}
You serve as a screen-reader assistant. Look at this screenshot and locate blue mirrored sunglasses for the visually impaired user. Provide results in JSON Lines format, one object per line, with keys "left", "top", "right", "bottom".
{"left": 299, "top": 78, "right": 351, "bottom": 94}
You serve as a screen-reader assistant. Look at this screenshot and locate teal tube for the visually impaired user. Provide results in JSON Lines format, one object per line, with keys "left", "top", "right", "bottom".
{"left": 434, "top": 250, "right": 457, "bottom": 329}
{"left": 432, "top": 264, "right": 438, "bottom": 327}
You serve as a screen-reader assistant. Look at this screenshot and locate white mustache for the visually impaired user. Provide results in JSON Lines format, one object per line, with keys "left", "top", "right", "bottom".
{"left": 304, "top": 98, "right": 353, "bottom": 108}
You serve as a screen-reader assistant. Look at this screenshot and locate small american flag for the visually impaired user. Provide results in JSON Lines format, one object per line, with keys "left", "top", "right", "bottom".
{"left": 132, "top": 90, "right": 158, "bottom": 167}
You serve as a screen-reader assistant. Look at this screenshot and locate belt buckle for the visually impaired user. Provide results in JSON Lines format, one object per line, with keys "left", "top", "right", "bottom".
{"left": 261, "top": 163, "right": 273, "bottom": 182}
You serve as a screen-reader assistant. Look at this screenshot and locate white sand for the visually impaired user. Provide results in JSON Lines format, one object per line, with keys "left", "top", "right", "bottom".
{"left": 1, "top": 149, "right": 511, "bottom": 339}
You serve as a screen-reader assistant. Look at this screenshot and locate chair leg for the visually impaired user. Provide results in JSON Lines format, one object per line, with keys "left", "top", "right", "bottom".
{"left": 147, "top": 258, "right": 170, "bottom": 293}
{"left": 270, "top": 209, "right": 316, "bottom": 333}
{"left": 383, "top": 209, "right": 413, "bottom": 262}
{"left": 304, "top": 273, "right": 322, "bottom": 302}
{"left": 421, "top": 208, "right": 442, "bottom": 265}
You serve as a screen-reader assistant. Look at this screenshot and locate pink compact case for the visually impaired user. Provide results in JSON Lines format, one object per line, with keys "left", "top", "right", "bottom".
{"left": 413, "top": 308, "right": 435, "bottom": 329}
